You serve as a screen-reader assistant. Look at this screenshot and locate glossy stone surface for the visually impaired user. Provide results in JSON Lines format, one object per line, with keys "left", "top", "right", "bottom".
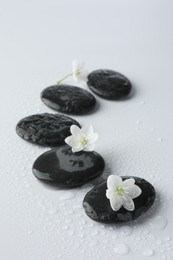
{"left": 83, "top": 176, "right": 155, "bottom": 223}
{"left": 32, "top": 145, "right": 105, "bottom": 188}
{"left": 87, "top": 69, "right": 132, "bottom": 100}
{"left": 41, "top": 85, "right": 96, "bottom": 115}
{"left": 16, "top": 113, "right": 80, "bottom": 146}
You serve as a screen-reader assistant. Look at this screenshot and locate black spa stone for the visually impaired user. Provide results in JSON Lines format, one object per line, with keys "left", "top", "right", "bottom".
{"left": 16, "top": 113, "right": 80, "bottom": 147}
{"left": 87, "top": 69, "right": 132, "bottom": 100}
{"left": 83, "top": 176, "right": 155, "bottom": 223}
{"left": 32, "top": 145, "right": 105, "bottom": 188}
{"left": 41, "top": 85, "right": 96, "bottom": 115}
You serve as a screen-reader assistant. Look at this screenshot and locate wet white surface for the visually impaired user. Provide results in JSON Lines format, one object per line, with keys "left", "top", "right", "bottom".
{"left": 0, "top": 0, "right": 173, "bottom": 259}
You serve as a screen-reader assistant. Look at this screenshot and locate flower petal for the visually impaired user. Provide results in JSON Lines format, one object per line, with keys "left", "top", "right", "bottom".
{"left": 106, "top": 188, "right": 114, "bottom": 199}
{"left": 77, "top": 69, "right": 88, "bottom": 81}
{"left": 122, "top": 178, "right": 135, "bottom": 188}
{"left": 65, "top": 136, "right": 77, "bottom": 147}
{"left": 122, "top": 195, "right": 135, "bottom": 211}
{"left": 83, "top": 143, "right": 95, "bottom": 152}
{"left": 72, "top": 59, "right": 85, "bottom": 72}
{"left": 81, "top": 124, "right": 93, "bottom": 136}
{"left": 88, "top": 133, "right": 99, "bottom": 145}
{"left": 128, "top": 184, "right": 142, "bottom": 199}
{"left": 72, "top": 146, "right": 83, "bottom": 153}
{"left": 107, "top": 175, "right": 123, "bottom": 189}
{"left": 70, "top": 125, "right": 81, "bottom": 136}
{"left": 72, "top": 59, "right": 78, "bottom": 71}
{"left": 73, "top": 74, "right": 80, "bottom": 82}
{"left": 109, "top": 195, "right": 122, "bottom": 211}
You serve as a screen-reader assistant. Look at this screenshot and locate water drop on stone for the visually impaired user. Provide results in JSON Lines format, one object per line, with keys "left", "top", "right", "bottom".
{"left": 114, "top": 243, "right": 130, "bottom": 255}
{"left": 143, "top": 249, "right": 155, "bottom": 257}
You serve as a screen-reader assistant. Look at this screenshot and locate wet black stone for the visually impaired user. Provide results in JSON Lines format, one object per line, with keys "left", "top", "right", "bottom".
{"left": 16, "top": 113, "right": 80, "bottom": 147}
{"left": 83, "top": 176, "right": 155, "bottom": 223}
{"left": 41, "top": 85, "right": 96, "bottom": 115}
{"left": 32, "top": 145, "right": 105, "bottom": 188}
{"left": 87, "top": 69, "right": 132, "bottom": 100}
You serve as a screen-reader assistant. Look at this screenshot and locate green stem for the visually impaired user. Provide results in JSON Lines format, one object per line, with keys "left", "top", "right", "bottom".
{"left": 57, "top": 73, "right": 73, "bottom": 84}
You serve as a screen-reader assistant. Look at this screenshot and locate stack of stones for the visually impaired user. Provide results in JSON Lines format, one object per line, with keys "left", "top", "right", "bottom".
{"left": 16, "top": 69, "right": 155, "bottom": 223}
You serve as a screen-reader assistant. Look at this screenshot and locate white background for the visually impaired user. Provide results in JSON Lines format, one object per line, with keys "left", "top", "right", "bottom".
{"left": 0, "top": 0, "right": 173, "bottom": 259}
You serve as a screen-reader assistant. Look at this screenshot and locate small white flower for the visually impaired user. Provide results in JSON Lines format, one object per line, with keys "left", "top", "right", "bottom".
{"left": 106, "top": 175, "right": 142, "bottom": 211}
{"left": 72, "top": 59, "right": 88, "bottom": 82}
{"left": 57, "top": 59, "right": 88, "bottom": 84}
{"left": 65, "top": 124, "right": 98, "bottom": 153}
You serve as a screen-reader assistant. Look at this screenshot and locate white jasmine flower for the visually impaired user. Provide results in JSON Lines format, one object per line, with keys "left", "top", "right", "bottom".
{"left": 72, "top": 59, "right": 88, "bottom": 82}
{"left": 65, "top": 124, "right": 98, "bottom": 153}
{"left": 57, "top": 59, "right": 88, "bottom": 84}
{"left": 106, "top": 175, "right": 142, "bottom": 211}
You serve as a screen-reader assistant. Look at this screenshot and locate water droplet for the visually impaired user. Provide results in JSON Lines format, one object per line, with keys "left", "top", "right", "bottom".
{"left": 150, "top": 216, "right": 167, "bottom": 231}
{"left": 59, "top": 191, "right": 75, "bottom": 201}
{"left": 28, "top": 230, "right": 33, "bottom": 235}
{"left": 68, "top": 230, "right": 74, "bottom": 236}
{"left": 68, "top": 210, "right": 74, "bottom": 215}
{"left": 89, "top": 240, "right": 99, "bottom": 247}
{"left": 109, "top": 227, "right": 114, "bottom": 231}
{"left": 62, "top": 225, "right": 69, "bottom": 230}
{"left": 48, "top": 208, "right": 58, "bottom": 214}
{"left": 140, "top": 101, "right": 146, "bottom": 105}
{"left": 156, "top": 239, "right": 162, "bottom": 245}
{"left": 143, "top": 249, "right": 155, "bottom": 257}
{"left": 114, "top": 243, "right": 130, "bottom": 255}
{"left": 160, "top": 249, "right": 165, "bottom": 253}
{"left": 80, "top": 220, "right": 86, "bottom": 225}
{"left": 74, "top": 243, "right": 80, "bottom": 249}
{"left": 120, "top": 226, "right": 133, "bottom": 236}
{"left": 157, "top": 137, "right": 163, "bottom": 142}
{"left": 165, "top": 236, "right": 171, "bottom": 241}
{"left": 24, "top": 183, "right": 30, "bottom": 188}
{"left": 91, "top": 230, "right": 98, "bottom": 236}
{"left": 65, "top": 219, "right": 72, "bottom": 224}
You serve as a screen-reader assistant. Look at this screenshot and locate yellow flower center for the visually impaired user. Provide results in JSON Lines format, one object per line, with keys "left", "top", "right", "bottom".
{"left": 115, "top": 187, "right": 125, "bottom": 196}
{"left": 75, "top": 70, "right": 81, "bottom": 76}
{"left": 80, "top": 136, "right": 88, "bottom": 145}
